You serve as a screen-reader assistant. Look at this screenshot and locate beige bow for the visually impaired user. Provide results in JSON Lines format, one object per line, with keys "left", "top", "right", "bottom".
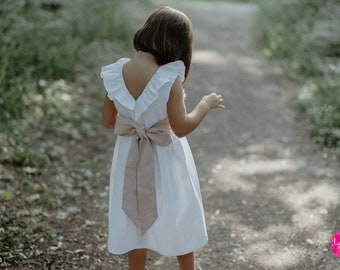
{"left": 114, "top": 115, "right": 172, "bottom": 235}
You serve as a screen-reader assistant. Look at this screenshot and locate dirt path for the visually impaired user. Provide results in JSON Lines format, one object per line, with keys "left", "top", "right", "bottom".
{"left": 131, "top": 1, "right": 340, "bottom": 269}
{"left": 95, "top": 1, "right": 340, "bottom": 269}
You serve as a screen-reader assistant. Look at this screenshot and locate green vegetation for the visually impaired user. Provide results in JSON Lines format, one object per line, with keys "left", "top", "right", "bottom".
{"left": 0, "top": 0, "right": 141, "bottom": 267}
{"left": 0, "top": 0, "right": 131, "bottom": 125}
{"left": 256, "top": 0, "right": 340, "bottom": 153}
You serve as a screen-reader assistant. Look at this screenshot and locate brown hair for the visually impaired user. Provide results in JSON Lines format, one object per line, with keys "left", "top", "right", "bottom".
{"left": 133, "top": 6, "right": 193, "bottom": 80}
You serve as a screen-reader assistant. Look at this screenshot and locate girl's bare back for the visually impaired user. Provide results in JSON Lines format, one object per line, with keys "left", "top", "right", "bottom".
{"left": 122, "top": 52, "right": 159, "bottom": 100}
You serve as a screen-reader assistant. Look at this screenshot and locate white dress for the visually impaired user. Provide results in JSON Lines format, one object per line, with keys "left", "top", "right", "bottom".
{"left": 100, "top": 58, "right": 208, "bottom": 256}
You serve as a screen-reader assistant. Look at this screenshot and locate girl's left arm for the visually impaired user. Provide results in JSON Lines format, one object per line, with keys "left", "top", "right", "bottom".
{"left": 102, "top": 95, "right": 118, "bottom": 129}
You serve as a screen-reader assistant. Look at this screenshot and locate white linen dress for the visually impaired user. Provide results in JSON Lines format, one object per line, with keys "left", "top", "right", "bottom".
{"left": 100, "top": 58, "right": 208, "bottom": 256}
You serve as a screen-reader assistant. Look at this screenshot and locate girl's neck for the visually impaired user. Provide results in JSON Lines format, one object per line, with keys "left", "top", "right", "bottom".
{"left": 135, "top": 51, "right": 157, "bottom": 63}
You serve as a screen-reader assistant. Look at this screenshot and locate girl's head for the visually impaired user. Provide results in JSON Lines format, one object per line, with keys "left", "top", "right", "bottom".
{"left": 133, "top": 6, "right": 193, "bottom": 80}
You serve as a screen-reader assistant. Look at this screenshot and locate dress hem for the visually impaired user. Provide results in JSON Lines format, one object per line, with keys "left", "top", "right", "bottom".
{"left": 107, "top": 238, "right": 208, "bottom": 257}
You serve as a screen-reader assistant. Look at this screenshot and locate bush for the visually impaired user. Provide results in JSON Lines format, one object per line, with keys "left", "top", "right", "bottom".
{"left": 0, "top": 1, "right": 139, "bottom": 266}
{"left": 298, "top": 77, "right": 340, "bottom": 148}
{"left": 0, "top": 0, "right": 131, "bottom": 126}
{"left": 257, "top": 0, "right": 340, "bottom": 151}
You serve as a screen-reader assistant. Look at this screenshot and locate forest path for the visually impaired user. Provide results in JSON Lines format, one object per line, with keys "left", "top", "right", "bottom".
{"left": 140, "top": 1, "right": 340, "bottom": 269}
{"left": 6, "top": 1, "right": 339, "bottom": 270}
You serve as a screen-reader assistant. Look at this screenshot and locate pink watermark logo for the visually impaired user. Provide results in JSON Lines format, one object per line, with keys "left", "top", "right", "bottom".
{"left": 331, "top": 231, "right": 340, "bottom": 258}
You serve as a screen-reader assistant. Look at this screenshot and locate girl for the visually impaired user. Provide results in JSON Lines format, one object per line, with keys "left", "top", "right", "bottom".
{"left": 101, "top": 6, "right": 224, "bottom": 270}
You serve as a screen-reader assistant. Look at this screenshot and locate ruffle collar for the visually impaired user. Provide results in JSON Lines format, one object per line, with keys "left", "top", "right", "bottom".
{"left": 101, "top": 58, "right": 185, "bottom": 120}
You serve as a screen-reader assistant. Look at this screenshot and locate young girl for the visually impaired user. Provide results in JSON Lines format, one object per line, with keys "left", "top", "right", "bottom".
{"left": 101, "top": 6, "right": 224, "bottom": 270}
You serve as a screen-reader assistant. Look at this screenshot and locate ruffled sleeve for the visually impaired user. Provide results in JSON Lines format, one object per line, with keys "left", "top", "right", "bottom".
{"left": 159, "top": 60, "right": 185, "bottom": 82}
{"left": 100, "top": 58, "right": 135, "bottom": 110}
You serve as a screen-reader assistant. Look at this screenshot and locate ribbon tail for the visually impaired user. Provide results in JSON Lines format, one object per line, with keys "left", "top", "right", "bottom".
{"left": 137, "top": 139, "right": 158, "bottom": 235}
{"left": 122, "top": 139, "right": 139, "bottom": 229}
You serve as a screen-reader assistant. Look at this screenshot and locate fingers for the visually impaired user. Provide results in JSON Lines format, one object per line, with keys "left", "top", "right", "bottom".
{"left": 212, "top": 104, "right": 225, "bottom": 110}
{"left": 204, "top": 92, "right": 225, "bottom": 110}
{"left": 214, "top": 93, "right": 224, "bottom": 109}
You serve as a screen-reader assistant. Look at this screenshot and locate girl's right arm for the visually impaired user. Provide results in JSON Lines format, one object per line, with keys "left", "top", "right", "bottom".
{"left": 102, "top": 95, "right": 118, "bottom": 129}
{"left": 167, "top": 77, "right": 224, "bottom": 138}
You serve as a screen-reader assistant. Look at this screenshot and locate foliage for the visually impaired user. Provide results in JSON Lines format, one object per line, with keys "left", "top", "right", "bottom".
{"left": 0, "top": 62, "right": 114, "bottom": 262}
{"left": 0, "top": 0, "right": 142, "bottom": 267}
{"left": 256, "top": 0, "right": 340, "bottom": 152}
{"left": 298, "top": 77, "right": 340, "bottom": 148}
{"left": 0, "top": 0, "right": 130, "bottom": 125}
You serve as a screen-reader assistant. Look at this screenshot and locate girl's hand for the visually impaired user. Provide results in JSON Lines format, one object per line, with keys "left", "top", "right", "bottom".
{"left": 202, "top": 93, "right": 225, "bottom": 110}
